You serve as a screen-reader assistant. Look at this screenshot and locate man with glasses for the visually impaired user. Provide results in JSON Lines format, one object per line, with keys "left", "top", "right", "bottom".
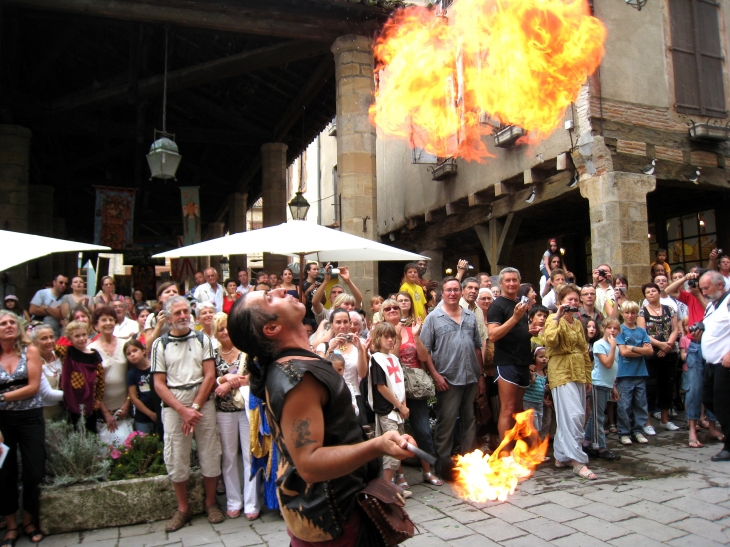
{"left": 112, "top": 297, "right": 140, "bottom": 340}
{"left": 421, "top": 276, "right": 485, "bottom": 480}
{"left": 29, "top": 274, "right": 68, "bottom": 337}
{"left": 579, "top": 285, "right": 604, "bottom": 323}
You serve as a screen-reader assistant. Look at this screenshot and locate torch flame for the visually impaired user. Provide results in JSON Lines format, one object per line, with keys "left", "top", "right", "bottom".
{"left": 370, "top": 0, "right": 606, "bottom": 161}
{"left": 453, "top": 410, "right": 548, "bottom": 502}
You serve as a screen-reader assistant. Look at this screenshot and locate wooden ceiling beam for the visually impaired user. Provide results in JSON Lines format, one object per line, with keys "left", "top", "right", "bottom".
{"left": 4, "top": 0, "right": 357, "bottom": 41}
{"left": 50, "top": 39, "right": 330, "bottom": 113}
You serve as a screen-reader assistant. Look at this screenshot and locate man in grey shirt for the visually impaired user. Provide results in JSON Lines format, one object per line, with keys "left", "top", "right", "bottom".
{"left": 421, "top": 276, "right": 485, "bottom": 480}
{"left": 29, "top": 274, "right": 68, "bottom": 337}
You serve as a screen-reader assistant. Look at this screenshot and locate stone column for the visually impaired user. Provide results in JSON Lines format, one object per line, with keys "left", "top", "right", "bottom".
{"left": 203, "top": 221, "right": 226, "bottom": 279}
{"left": 228, "top": 192, "right": 248, "bottom": 276}
{"left": 261, "top": 142, "right": 288, "bottom": 275}
{"left": 580, "top": 172, "right": 655, "bottom": 303}
{"left": 0, "top": 125, "right": 31, "bottom": 303}
{"left": 332, "top": 35, "right": 378, "bottom": 302}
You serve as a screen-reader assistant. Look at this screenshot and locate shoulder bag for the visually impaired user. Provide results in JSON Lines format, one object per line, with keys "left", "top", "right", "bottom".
{"left": 357, "top": 478, "right": 415, "bottom": 547}
{"left": 402, "top": 366, "right": 435, "bottom": 400}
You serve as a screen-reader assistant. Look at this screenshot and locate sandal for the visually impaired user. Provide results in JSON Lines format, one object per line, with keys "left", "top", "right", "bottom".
{"left": 245, "top": 513, "right": 259, "bottom": 521}
{"left": 555, "top": 459, "right": 569, "bottom": 468}
{"left": 226, "top": 510, "right": 241, "bottom": 519}
{"left": 1, "top": 528, "right": 19, "bottom": 547}
{"left": 206, "top": 504, "right": 225, "bottom": 524}
{"left": 165, "top": 510, "right": 192, "bottom": 532}
{"left": 699, "top": 418, "right": 710, "bottom": 429}
{"left": 573, "top": 464, "right": 597, "bottom": 480}
{"left": 709, "top": 431, "right": 726, "bottom": 442}
{"left": 688, "top": 439, "right": 703, "bottom": 448}
{"left": 22, "top": 523, "right": 43, "bottom": 544}
{"left": 609, "top": 424, "right": 618, "bottom": 434}
{"left": 395, "top": 473, "right": 410, "bottom": 489}
{"left": 422, "top": 472, "right": 443, "bottom": 486}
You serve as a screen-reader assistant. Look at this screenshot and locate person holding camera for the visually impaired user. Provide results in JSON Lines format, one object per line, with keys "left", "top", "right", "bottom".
{"left": 666, "top": 270, "right": 724, "bottom": 446}
{"left": 310, "top": 263, "right": 363, "bottom": 323}
{"left": 487, "top": 268, "right": 533, "bottom": 442}
{"left": 544, "top": 283, "right": 596, "bottom": 479}
{"left": 592, "top": 264, "right": 615, "bottom": 317}
{"left": 707, "top": 248, "right": 730, "bottom": 290}
{"left": 698, "top": 271, "right": 730, "bottom": 461}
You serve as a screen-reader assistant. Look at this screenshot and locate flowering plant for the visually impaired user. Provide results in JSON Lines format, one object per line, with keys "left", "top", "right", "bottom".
{"left": 108, "top": 431, "right": 166, "bottom": 481}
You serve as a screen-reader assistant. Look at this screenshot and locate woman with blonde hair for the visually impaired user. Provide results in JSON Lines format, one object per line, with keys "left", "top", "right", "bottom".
{"left": 212, "top": 312, "right": 260, "bottom": 520}
{"left": 0, "top": 310, "right": 45, "bottom": 544}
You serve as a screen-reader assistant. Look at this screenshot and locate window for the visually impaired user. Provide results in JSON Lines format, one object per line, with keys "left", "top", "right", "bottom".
{"left": 666, "top": 210, "right": 717, "bottom": 272}
{"left": 669, "top": 0, "right": 726, "bottom": 118}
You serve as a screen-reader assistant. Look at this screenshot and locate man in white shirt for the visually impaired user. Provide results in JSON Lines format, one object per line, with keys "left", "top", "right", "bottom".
{"left": 194, "top": 267, "right": 225, "bottom": 313}
{"left": 235, "top": 269, "right": 253, "bottom": 295}
{"left": 541, "top": 269, "right": 566, "bottom": 311}
{"left": 111, "top": 298, "right": 139, "bottom": 340}
{"left": 29, "top": 274, "right": 68, "bottom": 337}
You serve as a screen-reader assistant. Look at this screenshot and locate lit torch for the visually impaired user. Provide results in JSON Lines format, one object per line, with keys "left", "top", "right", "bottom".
{"left": 453, "top": 410, "right": 548, "bottom": 502}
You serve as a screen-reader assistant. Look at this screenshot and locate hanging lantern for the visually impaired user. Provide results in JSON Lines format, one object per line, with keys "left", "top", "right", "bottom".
{"left": 288, "top": 191, "right": 311, "bottom": 221}
{"left": 147, "top": 131, "right": 181, "bottom": 180}
{"left": 147, "top": 26, "right": 181, "bottom": 181}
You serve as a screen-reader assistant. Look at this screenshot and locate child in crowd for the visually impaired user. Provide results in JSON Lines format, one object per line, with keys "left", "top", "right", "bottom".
{"left": 523, "top": 346, "right": 548, "bottom": 434}
{"left": 540, "top": 238, "right": 559, "bottom": 279}
{"left": 367, "top": 322, "right": 410, "bottom": 496}
{"left": 529, "top": 305, "right": 549, "bottom": 346}
{"left": 370, "top": 295, "right": 384, "bottom": 324}
{"left": 399, "top": 263, "right": 427, "bottom": 320}
{"left": 616, "top": 301, "right": 654, "bottom": 445}
{"left": 582, "top": 318, "right": 600, "bottom": 362}
{"left": 650, "top": 248, "right": 671, "bottom": 277}
{"left": 584, "top": 317, "right": 621, "bottom": 460}
{"left": 330, "top": 353, "right": 359, "bottom": 418}
{"left": 125, "top": 338, "right": 159, "bottom": 434}
{"left": 61, "top": 321, "right": 105, "bottom": 433}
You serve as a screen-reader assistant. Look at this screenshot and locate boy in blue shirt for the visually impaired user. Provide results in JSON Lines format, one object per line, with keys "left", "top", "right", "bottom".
{"left": 616, "top": 301, "right": 654, "bottom": 445}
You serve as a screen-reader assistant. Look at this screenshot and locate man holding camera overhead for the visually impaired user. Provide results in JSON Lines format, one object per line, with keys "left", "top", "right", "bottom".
{"left": 666, "top": 269, "right": 723, "bottom": 447}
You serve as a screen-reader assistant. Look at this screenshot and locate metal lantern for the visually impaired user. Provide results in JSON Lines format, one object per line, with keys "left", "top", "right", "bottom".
{"left": 146, "top": 132, "right": 181, "bottom": 180}
{"left": 288, "top": 191, "right": 311, "bottom": 221}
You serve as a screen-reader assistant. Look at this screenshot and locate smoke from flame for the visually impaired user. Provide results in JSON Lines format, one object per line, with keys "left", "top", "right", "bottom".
{"left": 453, "top": 410, "right": 548, "bottom": 502}
{"left": 369, "top": 0, "right": 606, "bottom": 162}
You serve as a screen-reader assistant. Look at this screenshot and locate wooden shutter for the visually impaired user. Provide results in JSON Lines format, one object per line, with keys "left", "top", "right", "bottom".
{"left": 669, "top": 0, "right": 726, "bottom": 118}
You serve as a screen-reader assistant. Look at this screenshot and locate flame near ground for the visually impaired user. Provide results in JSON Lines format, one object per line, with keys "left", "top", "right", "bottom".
{"left": 369, "top": 0, "right": 606, "bottom": 162}
{"left": 453, "top": 410, "right": 549, "bottom": 502}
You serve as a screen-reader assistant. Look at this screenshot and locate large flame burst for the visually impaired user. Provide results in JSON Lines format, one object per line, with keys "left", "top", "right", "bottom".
{"left": 369, "top": 0, "right": 606, "bottom": 162}
{"left": 453, "top": 410, "right": 549, "bottom": 502}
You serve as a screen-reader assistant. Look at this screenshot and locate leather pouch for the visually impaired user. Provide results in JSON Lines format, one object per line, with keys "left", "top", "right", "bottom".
{"left": 357, "top": 478, "right": 415, "bottom": 547}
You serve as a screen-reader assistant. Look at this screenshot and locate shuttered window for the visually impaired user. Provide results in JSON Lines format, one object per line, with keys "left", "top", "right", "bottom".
{"left": 669, "top": 0, "right": 726, "bottom": 118}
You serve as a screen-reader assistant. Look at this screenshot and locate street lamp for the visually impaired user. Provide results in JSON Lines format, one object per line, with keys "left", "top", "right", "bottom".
{"left": 219, "top": 256, "right": 230, "bottom": 280}
{"left": 288, "top": 191, "right": 310, "bottom": 221}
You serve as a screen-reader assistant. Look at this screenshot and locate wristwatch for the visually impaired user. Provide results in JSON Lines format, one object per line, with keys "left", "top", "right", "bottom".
{"left": 191, "top": 403, "right": 201, "bottom": 411}
{"left": 0, "top": 393, "right": 5, "bottom": 403}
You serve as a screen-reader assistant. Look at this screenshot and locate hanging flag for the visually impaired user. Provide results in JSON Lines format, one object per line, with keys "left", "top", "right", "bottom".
{"left": 180, "top": 186, "right": 202, "bottom": 245}
{"left": 93, "top": 186, "right": 137, "bottom": 249}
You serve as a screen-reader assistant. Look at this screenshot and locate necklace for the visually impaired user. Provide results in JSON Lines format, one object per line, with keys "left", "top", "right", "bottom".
{"left": 220, "top": 346, "right": 235, "bottom": 355}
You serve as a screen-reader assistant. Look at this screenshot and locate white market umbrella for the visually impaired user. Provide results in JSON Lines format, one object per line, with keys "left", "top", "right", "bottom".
{"left": 153, "top": 221, "right": 428, "bottom": 263}
{"left": 0, "top": 230, "right": 111, "bottom": 272}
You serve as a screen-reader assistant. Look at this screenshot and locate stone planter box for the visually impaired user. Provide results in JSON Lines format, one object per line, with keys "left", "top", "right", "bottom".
{"left": 39, "top": 472, "right": 205, "bottom": 536}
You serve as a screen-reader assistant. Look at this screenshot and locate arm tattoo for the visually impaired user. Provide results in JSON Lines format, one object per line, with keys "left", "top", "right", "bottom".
{"left": 291, "top": 418, "right": 316, "bottom": 448}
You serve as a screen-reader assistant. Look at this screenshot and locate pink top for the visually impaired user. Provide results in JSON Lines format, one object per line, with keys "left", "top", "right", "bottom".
{"left": 398, "top": 326, "right": 419, "bottom": 369}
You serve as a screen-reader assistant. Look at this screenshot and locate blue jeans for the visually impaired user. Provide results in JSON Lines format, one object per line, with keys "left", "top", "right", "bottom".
{"left": 617, "top": 377, "right": 649, "bottom": 436}
{"left": 406, "top": 397, "right": 435, "bottom": 457}
{"left": 685, "top": 341, "right": 716, "bottom": 421}
{"left": 585, "top": 385, "right": 611, "bottom": 449}
{"left": 134, "top": 420, "right": 156, "bottom": 434}
{"left": 522, "top": 399, "right": 543, "bottom": 433}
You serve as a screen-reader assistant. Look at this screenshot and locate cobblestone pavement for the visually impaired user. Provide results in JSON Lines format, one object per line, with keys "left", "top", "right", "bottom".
{"left": 19, "top": 424, "right": 730, "bottom": 547}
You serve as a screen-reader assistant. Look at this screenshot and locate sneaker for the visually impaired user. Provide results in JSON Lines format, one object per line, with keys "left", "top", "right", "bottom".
{"left": 643, "top": 426, "right": 656, "bottom": 436}
{"left": 660, "top": 421, "right": 680, "bottom": 431}
{"left": 670, "top": 408, "right": 678, "bottom": 417}
{"left": 634, "top": 433, "right": 649, "bottom": 444}
{"left": 620, "top": 435, "right": 633, "bottom": 445}
{"left": 652, "top": 411, "right": 661, "bottom": 420}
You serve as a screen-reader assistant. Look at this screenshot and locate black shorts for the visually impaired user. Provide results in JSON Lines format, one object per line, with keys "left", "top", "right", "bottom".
{"left": 496, "top": 365, "right": 531, "bottom": 389}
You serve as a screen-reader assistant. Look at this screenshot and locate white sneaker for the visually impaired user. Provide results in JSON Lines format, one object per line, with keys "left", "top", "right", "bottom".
{"left": 652, "top": 411, "right": 662, "bottom": 420}
{"left": 620, "top": 436, "right": 633, "bottom": 445}
{"left": 643, "top": 426, "right": 656, "bottom": 436}
{"left": 670, "top": 408, "right": 678, "bottom": 417}
{"left": 660, "top": 421, "right": 680, "bottom": 431}
{"left": 634, "top": 433, "right": 649, "bottom": 444}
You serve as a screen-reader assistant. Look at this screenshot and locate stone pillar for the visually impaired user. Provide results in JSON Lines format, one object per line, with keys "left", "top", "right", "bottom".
{"left": 332, "top": 35, "right": 378, "bottom": 301}
{"left": 261, "top": 143, "right": 288, "bottom": 275}
{"left": 228, "top": 192, "right": 248, "bottom": 276}
{"left": 580, "top": 172, "right": 655, "bottom": 303}
{"left": 203, "top": 221, "right": 226, "bottom": 279}
{"left": 0, "top": 125, "right": 31, "bottom": 303}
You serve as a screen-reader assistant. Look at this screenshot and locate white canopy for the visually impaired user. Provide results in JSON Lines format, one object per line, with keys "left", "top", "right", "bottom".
{"left": 153, "top": 220, "right": 428, "bottom": 262}
{"left": 0, "top": 230, "right": 111, "bottom": 272}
